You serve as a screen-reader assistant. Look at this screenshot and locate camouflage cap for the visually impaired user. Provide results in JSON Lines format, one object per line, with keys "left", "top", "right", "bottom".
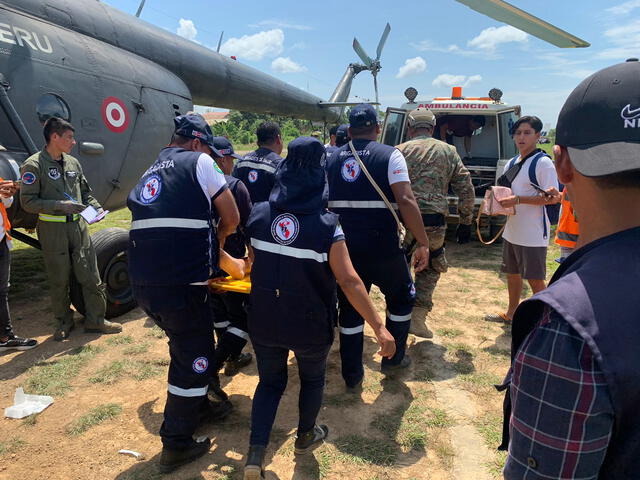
{"left": 407, "top": 108, "right": 436, "bottom": 128}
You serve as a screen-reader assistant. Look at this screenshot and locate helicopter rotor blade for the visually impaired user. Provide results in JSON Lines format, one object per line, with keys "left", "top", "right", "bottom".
{"left": 216, "top": 31, "right": 224, "bottom": 53}
{"left": 353, "top": 38, "right": 373, "bottom": 67}
{"left": 373, "top": 73, "right": 380, "bottom": 111}
{"left": 375, "top": 23, "right": 391, "bottom": 61}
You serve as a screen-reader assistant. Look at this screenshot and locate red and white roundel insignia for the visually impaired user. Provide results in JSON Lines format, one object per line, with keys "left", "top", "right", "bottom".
{"left": 248, "top": 170, "right": 258, "bottom": 183}
{"left": 192, "top": 356, "right": 208, "bottom": 373}
{"left": 271, "top": 213, "right": 299, "bottom": 245}
{"left": 101, "top": 96, "right": 130, "bottom": 133}
{"left": 341, "top": 158, "right": 360, "bottom": 182}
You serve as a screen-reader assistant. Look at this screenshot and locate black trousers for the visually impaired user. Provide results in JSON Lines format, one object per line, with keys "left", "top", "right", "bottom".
{"left": 133, "top": 285, "right": 214, "bottom": 449}
{"left": 338, "top": 228, "right": 415, "bottom": 387}
{"left": 0, "top": 238, "right": 12, "bottom": 338}
{"left": 210, "top": 292, "right": 249, "bottom": 371}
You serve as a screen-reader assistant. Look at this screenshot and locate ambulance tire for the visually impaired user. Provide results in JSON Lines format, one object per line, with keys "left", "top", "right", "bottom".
{"left": 70, "top": 227, "right": 136, "bottom": 319}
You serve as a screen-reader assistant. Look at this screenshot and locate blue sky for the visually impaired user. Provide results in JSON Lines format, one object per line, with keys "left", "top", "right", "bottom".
{"left": 104, "top": 0, "right": 639, "bottom": 127}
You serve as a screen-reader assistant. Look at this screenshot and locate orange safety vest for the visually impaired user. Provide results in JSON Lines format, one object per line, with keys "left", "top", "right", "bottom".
{"left": 555, "top": 190, "right": 579, "bottom": 248}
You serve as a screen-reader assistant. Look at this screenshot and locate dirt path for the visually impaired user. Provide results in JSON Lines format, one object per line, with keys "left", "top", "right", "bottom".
{"left": 0, "top": 240, "right": 519, "bottom": 480}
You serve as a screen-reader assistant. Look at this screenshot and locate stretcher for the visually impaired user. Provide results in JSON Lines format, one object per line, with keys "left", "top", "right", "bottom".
{"left": 208, "top": 275, "right": 251, "bottom": 294}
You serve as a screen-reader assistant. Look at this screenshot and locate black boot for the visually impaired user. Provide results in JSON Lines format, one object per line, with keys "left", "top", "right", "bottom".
{"left": 294, "top": 424, "right": 329, "bottom": 454}
{"left": 243, "top": 444, "right": 266, "bottom": 480}
{"left": 224, "top": 352, "right": 253, "bottom": 376}
{"left": 159, "top": 437, "right": 211, "bottom": 473}
{"left": 208, "top": 373, "right": 229, "bottom": 402}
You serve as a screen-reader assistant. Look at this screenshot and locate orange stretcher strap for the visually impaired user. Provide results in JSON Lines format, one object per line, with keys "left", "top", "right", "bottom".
{"left": 208, "top": 275, "right": 251, "bottom": 294}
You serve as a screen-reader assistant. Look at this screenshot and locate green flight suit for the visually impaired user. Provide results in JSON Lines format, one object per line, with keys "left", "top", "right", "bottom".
{"left": 20, "top": 149, "right": 106, "bottom": 330}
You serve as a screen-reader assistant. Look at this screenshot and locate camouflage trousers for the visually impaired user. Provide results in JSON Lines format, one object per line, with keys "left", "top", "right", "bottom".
{"left": 404, "top": 226, "right": 448, "bottom": 311}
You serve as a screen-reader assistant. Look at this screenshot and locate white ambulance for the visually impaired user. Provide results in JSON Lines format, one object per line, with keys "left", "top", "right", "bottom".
{"left": 380, "top": 86, "right": 520, "bottom": 230}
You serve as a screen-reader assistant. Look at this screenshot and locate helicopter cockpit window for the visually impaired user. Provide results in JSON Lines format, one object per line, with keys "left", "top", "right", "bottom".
{"left": 36, "top": 94, "right": 71, "bottom": 124}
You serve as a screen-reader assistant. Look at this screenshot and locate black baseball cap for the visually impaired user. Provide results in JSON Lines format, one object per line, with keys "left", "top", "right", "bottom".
{"left": 174, "top": 114, "right": 222, "bottom": 158}
{"left": 349, "top": 103, "right": 378, "bottom": 128}
{"left": 335, "top": 124, "right": 349, "bottom": 145}
{"left": 556, "top": 58, "right": 640, "bottom": 176}
{"left": 212, "top": 136, "right": 243, "bottom": 159}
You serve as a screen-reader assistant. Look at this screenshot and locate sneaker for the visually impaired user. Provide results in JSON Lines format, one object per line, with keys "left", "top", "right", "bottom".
{"left": 243, "top": 444, "right": 266, "bottom": 480}
{"left": 0, "top": 335, "right": 38, "bottom": 351}
{"left": 159, "top": 437, "right": 211, "bottom": 473}
{"left": 381, "top": 355, "right": 412, "bottom": 375}
{"left": 53, "top": 322, "right": 75, "bottom": 342}
{"left": 84, "top": 320, "right": 122, "bottom": 334}
{"left": 223, "top": 352, "right": 253, "bottom": 376}
{"left": 200, "top": 399, "right": 233, "bottom": 424}
{"left": 294, "top": 424, "right": 328, "bottom": 455}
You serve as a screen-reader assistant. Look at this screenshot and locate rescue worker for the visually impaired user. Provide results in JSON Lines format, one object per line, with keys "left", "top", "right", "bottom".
{"left": 324, "top": 125, "right": 339, "bottom": 154}
{"left": 554, "top": 189, "right": 579, "bottom": 260}
{"left": 127, "top": 114, "right": 240, "bottom": 473}
{"left": 243, "top": 136, "right": 395, "bottom": 480}
{"left": 209, "top": 136, "right": 253, "bottom": 377}
{"left": 233, "top": 122, "right": 283, "bottom": 203}
{"left": 334, "top": 124, "right": 350, "bottom": 148}
{"left": 20, "top": 117, "right": 121, "bottom": 341}
{"left": 326, "top": 104, "right": 430, "bottom": 390}
{"left": 438, "top": 115, "right": 486, "bottom": 159}
{"left": 396, "top": 108, "right": 474, "bottom": 337}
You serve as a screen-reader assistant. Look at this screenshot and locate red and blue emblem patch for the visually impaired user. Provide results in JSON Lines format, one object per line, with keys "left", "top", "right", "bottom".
{"left": 21, "top": 172, "right": 36, "bottom": 185}
{"left": 192, "top": 356, "right": 208, "bottom": 373}
{"left": 140, "top": 174, "right": 162, "bottom": 204}
{"left": 271, "top": 213, "right": 299, "bottom": 245}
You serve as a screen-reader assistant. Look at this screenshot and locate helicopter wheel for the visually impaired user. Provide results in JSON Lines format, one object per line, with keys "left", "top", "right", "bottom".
{"left": 70, "top": 227, "right": 136, "bottom": 319}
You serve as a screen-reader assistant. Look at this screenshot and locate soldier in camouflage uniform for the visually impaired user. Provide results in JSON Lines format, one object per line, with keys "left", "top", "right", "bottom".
{"left": 21, "top": 118, "right": 121, "bottom": 341}
{"left": 396, "top": 108, "right": 474, "bottom": 337}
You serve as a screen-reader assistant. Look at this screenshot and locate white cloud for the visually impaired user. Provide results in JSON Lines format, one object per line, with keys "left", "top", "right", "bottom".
{"left": 598, "top": 19, "right": 640, "bottom": 60}
{"left": 219, "top": 29, "right": 284, "bottom": 61}
{"left": 271, "top": 57, "right": 307, "bottom": 73}
{"left": 524, "top": 52, "right": 594, "bottom": 80}
{"left": 177, "top": 18, "right": 197, "bottom": 42}
{"left": 411, "top": 39, "right": 475, "bottom": 56}
{"left": 467, "top": 25, "right": 528, "bottom": 51}
{"left": 250, "top": 20, "right": 312, "bottom": 31}
{"left": 432, "top": 74, "right": 482, "bottom": 89}
{"left": 396, "top": 57, "right": 427, "bottom": 79}
{"left": 607, "top": 0, "right": 640, "bottom": 15}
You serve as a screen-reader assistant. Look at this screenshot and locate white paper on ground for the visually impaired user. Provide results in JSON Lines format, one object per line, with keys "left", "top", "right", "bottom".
{"left": 4, "top": 387, "right": 54, "bottom": 419}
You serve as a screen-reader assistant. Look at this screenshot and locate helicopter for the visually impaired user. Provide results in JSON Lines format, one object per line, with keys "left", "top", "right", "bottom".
{"left": 0, "top": 0, "right": 588, "bottom": 318}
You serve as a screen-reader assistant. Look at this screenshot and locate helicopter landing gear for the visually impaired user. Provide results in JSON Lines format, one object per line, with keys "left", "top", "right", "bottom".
{"left": 70, "top": 227, "right": 136, "bottom": 319}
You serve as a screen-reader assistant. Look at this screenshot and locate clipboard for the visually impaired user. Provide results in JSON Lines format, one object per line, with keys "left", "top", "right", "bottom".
{"left": 208, "top": 275, "right": 251, "bottom": 294}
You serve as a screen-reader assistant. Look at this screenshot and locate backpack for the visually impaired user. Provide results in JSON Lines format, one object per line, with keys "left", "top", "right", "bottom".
{"left": 506, "top": 151, "right": 560, "bottom": 239}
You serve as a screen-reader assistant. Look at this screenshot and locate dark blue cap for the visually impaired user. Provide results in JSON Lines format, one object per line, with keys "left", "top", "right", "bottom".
{"left": 349, "top": 103, "right": 378, "bottom": 128}
{"left": 173, "top": 114, "right": 222, "bottom": 158}
{"left": 212, "top": 136, "right": 243, "bottom": 159}
{"left": 335, "top": 124, "right": 350, "bottom": 146}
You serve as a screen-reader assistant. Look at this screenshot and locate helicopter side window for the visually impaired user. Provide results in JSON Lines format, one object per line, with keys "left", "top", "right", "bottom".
{"left": 36, "top": 94, "right": 71, "bottom": 124}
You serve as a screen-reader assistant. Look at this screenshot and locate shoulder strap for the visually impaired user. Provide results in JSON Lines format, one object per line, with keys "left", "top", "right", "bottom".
{"left": 507, "top": 155, "right": 518, "bottom": 171}
{"left": 527, "top": 151, "right": 552, "bottom": 238}
{"left": 527, "top": 151, "right": 547, "bottom": 186}
{"left": 348, "top": 141, "right": 405, "bottom": 244}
